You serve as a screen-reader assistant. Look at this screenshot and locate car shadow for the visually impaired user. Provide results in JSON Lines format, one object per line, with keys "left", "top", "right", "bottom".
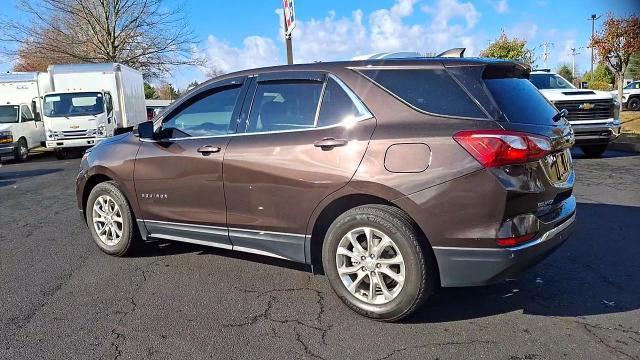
{"left": 137, "top": 239, "right": 310, "bottom": 272}
{"left": 0, "top": 168, "right": 63, "bottom": 186}
{"left": 408, "top": 202, "right": 640, "bottom": 323}
{"left": 570, "top": 148, "right": 637, "bottom": 159}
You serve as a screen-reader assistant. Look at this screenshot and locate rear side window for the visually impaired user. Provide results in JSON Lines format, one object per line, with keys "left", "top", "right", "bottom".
{"left": 359, "top": 69, "right": 486, "bottom": 118}
{"left": 247, "top": 81, "right": 323, "bottom": 133}
{"left": 485, "top": 78, "right": 558, "bottom": 126}
{"left": 317, "top": 77, "right": 371, "bottom": 127}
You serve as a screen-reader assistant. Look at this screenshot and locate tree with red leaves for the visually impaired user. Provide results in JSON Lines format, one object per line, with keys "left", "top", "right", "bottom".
{"left": 591, "top": 14, "right": 640, "bottom": 108}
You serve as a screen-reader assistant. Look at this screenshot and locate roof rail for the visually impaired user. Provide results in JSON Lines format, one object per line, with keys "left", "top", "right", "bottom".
{"left": 532, "top": 68, "right": 551, "bottom": 72}
{"left": 436, "top": 48, "right": 465, "bottom": 58}
{"left": 351, "top": 52, "right": 423, "bottom": 60}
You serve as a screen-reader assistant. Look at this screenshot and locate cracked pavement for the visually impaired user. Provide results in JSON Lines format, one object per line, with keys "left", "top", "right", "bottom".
{"left": 1, "top": 149, "right": 639, "bottom": 359}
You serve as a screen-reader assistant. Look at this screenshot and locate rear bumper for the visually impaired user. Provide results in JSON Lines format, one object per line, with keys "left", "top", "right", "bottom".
{"left": 433, "top": 212, "right": 575, "bottom": 287}
{"left": 571, "top": 121, "right": 621, "bottom": 145}
{"left": 46, "top": 138, "right": 103, "bottom": 149}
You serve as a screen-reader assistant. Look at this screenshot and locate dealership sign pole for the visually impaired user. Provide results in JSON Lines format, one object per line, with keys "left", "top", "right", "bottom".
{"left": 283, "top": 0, "right": 295, "bottom": 65}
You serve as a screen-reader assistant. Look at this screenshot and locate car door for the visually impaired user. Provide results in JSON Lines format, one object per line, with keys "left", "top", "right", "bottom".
{"left": 19, "top": 105, "right": 39, "bottom": 148}
{"left": 133, "top": 77, "right": 248, "bottom": 249}
{"left": 223, "top": 72, "right": 376, "bottom": 261}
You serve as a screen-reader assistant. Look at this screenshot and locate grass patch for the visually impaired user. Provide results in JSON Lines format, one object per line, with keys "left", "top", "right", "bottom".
{"left": 621, "top": 111, "right": 640, "bottom": 135}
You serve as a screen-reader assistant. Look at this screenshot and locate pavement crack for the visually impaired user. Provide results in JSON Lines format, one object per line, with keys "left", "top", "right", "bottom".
{"left": 581, "top": 323, "right": 637, "bottom": 360}
{"left": 374, "top": 340, "right": 497, "bottom": 360}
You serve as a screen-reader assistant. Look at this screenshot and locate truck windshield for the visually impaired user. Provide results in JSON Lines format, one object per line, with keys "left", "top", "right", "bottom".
{"left": 0, "top": 105, "right": 19, "bottom": 123}
{"left": 43, "top": 92, "right": 104, "bottom": 117}
{"left": 529, "top": 74, "right": 574, "bottom": 90}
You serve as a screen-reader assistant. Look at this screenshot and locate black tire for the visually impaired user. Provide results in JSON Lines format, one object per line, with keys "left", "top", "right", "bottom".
{"left": 322, "top": 204, "right": 436, "bottom": 321}
{"left": 580, "top": 144, "right": 608, "bottom": 158}
{"left": 628, "top": 97, "right": 640, "bottom": 111}
{"left": 85, "top": 181, "right": 139, "bottom": 256}
{"left": 54, "top": 149, "right": 69, "bottom": 160}
{"left": 13, "top": 138, "right": 29, "bottom": 162}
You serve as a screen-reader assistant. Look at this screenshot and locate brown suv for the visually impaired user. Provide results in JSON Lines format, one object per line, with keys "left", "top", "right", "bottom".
{"left": 76, "top": 57, "right": 576, "bottom": 321}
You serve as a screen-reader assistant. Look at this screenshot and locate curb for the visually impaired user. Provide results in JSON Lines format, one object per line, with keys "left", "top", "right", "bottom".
{"left": 609, "top": 141, "right": 640, "bottom": 153}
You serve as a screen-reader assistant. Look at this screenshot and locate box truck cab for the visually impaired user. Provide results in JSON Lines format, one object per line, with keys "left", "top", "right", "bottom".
{"left": 0, "top": 72, "right": 50, "bottom": 162}
{"left": 43, "top": 63, "right": 145, "bottom": 159}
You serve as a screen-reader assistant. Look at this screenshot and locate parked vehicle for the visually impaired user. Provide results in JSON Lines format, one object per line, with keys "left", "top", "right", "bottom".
{"left": 0, "top": 72, "right": 50, "bottom": 162}
{"left": 614, "top": 81, "right": 640, "bottom": 111}
{"left": 77, "top": 57, "right": 576, "bottom": 321}
{"left": 145, "top": 99, "right": 172, "bottom": 120}
{"left": 529, "top": 70, "right": 620, "bottom": 157}
{"left": 43, "top": 63, "right": 146, "bottom": 159}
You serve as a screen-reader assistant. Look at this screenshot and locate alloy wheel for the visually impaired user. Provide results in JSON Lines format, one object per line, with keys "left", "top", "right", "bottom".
{"left": 335, "top": 227, "right": 405, "bottom": 305}
{"left": 92, "top": 195, "right": 124, "bottom": 246}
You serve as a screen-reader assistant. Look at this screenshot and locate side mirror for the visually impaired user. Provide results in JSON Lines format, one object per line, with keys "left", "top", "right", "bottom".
{"left": 135, "top": 121, "right": 156, "bottom": 140}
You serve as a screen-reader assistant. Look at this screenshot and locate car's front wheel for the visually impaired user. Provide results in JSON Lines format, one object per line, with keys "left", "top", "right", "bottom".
{"left": 627, "top": 97, "right": 640, "bottom": 111}
{"left": 322, "top": 205, "right": 436, "bottom": 321}
{"left": 13, "top": 138, "right": 28, "bottom": 162}
{"left": 86, "top": 181, "right": 139, "bottom": 256}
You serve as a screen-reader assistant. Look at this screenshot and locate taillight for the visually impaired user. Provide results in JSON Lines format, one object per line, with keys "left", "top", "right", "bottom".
{"left": 453, "top": 130, "right": 552, "bottom": 167}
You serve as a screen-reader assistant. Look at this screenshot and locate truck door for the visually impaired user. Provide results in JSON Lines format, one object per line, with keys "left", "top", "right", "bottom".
{"left": 19, "top": 105, "right": 41, "bottom": 148}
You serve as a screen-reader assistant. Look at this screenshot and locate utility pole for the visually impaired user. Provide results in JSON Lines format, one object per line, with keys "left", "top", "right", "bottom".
{"left": 282, "top": 0, "right": 296, "bottom": 65}
{"left": 569, "top": 47, "right": 581, "bottom": 79}
{"left": 541, "top": 42, "right": 554, "bottom": 68}
{"left": 588, "top": 14, "right": 602, "bottom": 76}
{"left": 284, "top": 30, "right": 293, "bottom": 65}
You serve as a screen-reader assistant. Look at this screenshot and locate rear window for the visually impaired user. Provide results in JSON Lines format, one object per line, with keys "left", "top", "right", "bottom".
{"left": 359, "top": 69, "right": 486, "bottom": 119}
{"left": 484, "top": 78, "right": 558, "bottom": 125}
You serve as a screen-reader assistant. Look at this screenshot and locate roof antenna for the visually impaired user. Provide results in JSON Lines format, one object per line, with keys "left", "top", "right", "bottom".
{"left": 437, "top": 48, "right": 466, "bottom": 58}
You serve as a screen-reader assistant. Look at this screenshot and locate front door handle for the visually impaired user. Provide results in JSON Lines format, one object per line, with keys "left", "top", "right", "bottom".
{"left": 197, "top": 145, "right": 222, "bottom": 155}
{"left": 314, "top": 137, "right": 348, "bottom": 150}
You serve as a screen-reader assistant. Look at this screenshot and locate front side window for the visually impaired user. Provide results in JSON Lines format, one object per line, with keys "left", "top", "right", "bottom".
{"left": 0, "top": 105, "right": 18, "bottom": 124}
{"left": 529, "top": 74, "right": 574, "bottom": 90}
{"left": 43, "top": 92, "right": 105, "bottom": 117}
{"left": 625, "top": 82, "right": 639, "bottom": 90}
{"left": 20, "top": 105, "right": 34, "bottom": 121}
{"left": 317, "top": 77, "right": 371, "bottom": 127}
{"left": 161, "top": 85, "right": 241, "bottom": 138}
{"left": 247, "top": 80, "right": 323, "bottom": 133}
{"left": 105, "top": 93, "right": 113, "bottom": 113}
{"left": 358, "top": 68, "right": 486, "bottom": 118}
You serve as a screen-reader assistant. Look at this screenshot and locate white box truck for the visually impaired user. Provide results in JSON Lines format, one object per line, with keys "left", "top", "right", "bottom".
{"left": 0, "top": 72, "right": 51, "bottom": 162}
{"left": 42, "top": 63, "right": 146, "bottom": 159}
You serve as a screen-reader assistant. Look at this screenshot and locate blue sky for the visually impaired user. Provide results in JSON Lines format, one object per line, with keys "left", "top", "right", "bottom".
{"left": 1, "top": 0, "right": 638, "bottom": 87}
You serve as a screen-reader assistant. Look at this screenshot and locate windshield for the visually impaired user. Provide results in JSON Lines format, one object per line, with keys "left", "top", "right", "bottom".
{"left": 529, "top": 74, "right": 575, "bottom": 90}
{"left": 43, "top": 92, "right": 104, "bottom": 117}
{"left": 0, "top": 105, "right": 19, "bottom": 124}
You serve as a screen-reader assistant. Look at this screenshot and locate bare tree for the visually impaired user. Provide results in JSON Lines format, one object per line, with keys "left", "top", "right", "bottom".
{"left": 0, "top": 0, "right": 204, "bottom": 78}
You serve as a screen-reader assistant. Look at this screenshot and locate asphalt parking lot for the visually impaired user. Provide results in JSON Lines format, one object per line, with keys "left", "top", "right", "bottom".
{"left": 1, "top": 149, "right": 639, "bottom": 360}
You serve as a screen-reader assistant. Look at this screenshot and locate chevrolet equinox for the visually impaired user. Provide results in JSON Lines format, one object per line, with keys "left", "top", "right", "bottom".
{"left": 76, "top": 57, "right": 576, "bottom": 321}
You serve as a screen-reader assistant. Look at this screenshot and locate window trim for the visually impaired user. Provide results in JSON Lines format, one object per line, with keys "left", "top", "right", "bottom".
{"left": 351, "top": 66, "right": 490, "bottom": 121}
{"left": 144, "top": 73, "right": 374, "bottom": 142}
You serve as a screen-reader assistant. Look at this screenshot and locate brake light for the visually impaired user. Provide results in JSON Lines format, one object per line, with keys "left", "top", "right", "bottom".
{"left": 453, "top": 130, "right": 552, "bottom": 167}
{"left": 496, "top": 234, "right": 537, "bottom": 247}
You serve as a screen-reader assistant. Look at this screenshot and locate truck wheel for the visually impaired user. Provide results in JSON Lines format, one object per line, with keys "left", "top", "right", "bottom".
{"left": 54, "top": 149, "right": 69, "bottom": 160}
{"left": 13, "top": 138, "right": 29, "bottom": 162}
{"left": 581, "top": 144, "right": 608, "bottom": 158}
{"left": 628, "top": 97, "right": 640, "bottom": 111}
{"left": 86, "top": 181, "right": 140, "bottom": 256}
{"left": 322, "top": 204, "right": 437, "bottom": 321}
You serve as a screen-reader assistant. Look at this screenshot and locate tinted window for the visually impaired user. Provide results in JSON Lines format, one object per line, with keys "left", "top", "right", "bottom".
{"left": 247, "top": 81, "right": 323, "bottom": 133}
{"left": 317, "top": 77, "right": 370, "bottom": 127}
{"left": 359, "top": 69, "right": 485, "bottom": 118}
{"left": 529, "top": 74, "right": 574, "bottom": 89}
{"left": 162, "top": 86, "right": 241, "bottom": 138}
{"left": 485, "top": 78, "right": 558, "bottom": 125}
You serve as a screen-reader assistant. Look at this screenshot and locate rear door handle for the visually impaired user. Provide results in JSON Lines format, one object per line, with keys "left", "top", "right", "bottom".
{"left": 314, "top": 137, "right": 348, "bottom": 150}
{"left": 197, "top": 145, "right": 222, "bottom": 155}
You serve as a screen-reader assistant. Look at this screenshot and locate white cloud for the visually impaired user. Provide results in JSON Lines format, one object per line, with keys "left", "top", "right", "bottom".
{"left": 194, "top": 0, "right": 485, "bottom": 78}
{"left": 494, "top": 0, "right": 509, "bottom": 14}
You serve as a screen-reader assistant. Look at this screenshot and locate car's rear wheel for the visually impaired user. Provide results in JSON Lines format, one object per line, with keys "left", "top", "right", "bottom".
{"left": 580, "top": 144, "right": 608, "bottom": 158}
{"left": 86, "top": 181, "right": 139, "bottom": 256}
{"left": 322, "top": 204, "right": 436, "bottom": 321}
{"left": 13, "top": 138, "right": 28, "bottom": 162}
{"left": 628, "top": 97, "right": 640, "bottom": 111}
